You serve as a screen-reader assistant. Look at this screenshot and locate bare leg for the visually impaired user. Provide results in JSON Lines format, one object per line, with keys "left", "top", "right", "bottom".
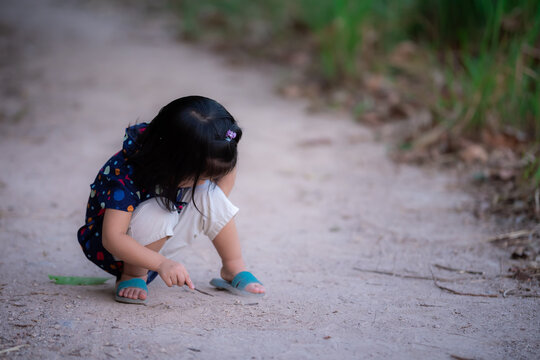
{"left": 212, "top": 219, "right": 265, "bottom": 294}
{"left": 116, "top": 237, "right": 168, "bottom": 300}
{"left": 213, "top": 167, "right": 264, "bottom": 294}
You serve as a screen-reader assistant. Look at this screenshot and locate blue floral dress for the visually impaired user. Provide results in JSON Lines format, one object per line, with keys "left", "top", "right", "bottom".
{"left": 77, "top": 123, "right": 186, "bottom": 278}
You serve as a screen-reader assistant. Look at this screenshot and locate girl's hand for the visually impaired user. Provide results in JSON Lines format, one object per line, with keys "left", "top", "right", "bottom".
{"left": 157, "top": 259, "right": 195, "bottom": 289}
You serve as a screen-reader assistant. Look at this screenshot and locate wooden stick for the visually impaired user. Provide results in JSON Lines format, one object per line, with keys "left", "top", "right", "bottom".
{"left": 194, "top": 288, "right": 214, "bottom": 297}
{"left": 0, "top": 345, "right": 26, "bottom": 355}
{"left": 433, "top": 263, "right": 484, "bottom": 275}
{"left": 484, "top": 229, "right": 532, "bottom": 243}
{"left": 515, "top": 294, "right": 540, "bottom": 298}
{"left": 353, "top": 267, "right": 468, "bottom": 282}
{"left": 354, "top": 267, "right": 538, "bottom": 298}
{"left": 353, "top": 267, "right": 432, "bottom": 280}
{"left": 429, "top": 268, "right": 498, "bottom": 298}
{"left": 433, "top": 281, "right": 499, "bottom": 298}
{"left": 450, "top": 355, "right": 475, "bottom": 360}
{"left": 503, "top": 288, "right": 540, "bottom": 298}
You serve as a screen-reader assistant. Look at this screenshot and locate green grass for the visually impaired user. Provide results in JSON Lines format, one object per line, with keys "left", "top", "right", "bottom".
{"left": 436, "top": 0, "right": 540, "bottom": 138}
{"left": 169, "top": 0, "right": 540, "bottom": 185}
{"left": 295, "top": 0, "right": 372, "bottom": 80}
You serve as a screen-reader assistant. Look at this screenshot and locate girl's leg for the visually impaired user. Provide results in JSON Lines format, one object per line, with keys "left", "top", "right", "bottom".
{"left": 117, "top": 198, "right": 180, "bottom": 300}
{"left": 213, "top": 168, "right": 264, "bottom": 293}
{"left": 117, "top": 237, "right": 168, "bottom": 300}
{"left": 170, "top": 176, "right": 265, "bottom": 294}
{"left": 212, "top": 218, "right": 265, "bottom": 294}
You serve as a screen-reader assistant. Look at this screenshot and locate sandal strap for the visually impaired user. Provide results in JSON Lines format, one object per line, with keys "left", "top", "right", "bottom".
{"left": 231, "top": 271, "right": 262, "bottom": 289}
{"left": 116, "top": 278, "right": 148, "bottom": 294}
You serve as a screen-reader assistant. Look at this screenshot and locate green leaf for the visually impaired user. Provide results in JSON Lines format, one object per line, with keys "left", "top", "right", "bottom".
{"left": 48, "top": 275, "right": 111, "bottom": 285}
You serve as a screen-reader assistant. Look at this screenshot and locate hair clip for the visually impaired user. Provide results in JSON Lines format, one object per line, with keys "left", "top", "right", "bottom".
{"left": 225, "top": 130, "right": 237, "bottom": 142}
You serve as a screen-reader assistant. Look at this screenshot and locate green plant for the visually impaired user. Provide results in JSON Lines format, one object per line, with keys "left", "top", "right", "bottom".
{"left": 297, "top": 0, "right": 372, "bottom": 81}
{"left": 412, "top": 0, "right": 540, "bottom": 141}
{"left": 523, "top": 153, "right": 540, "bottom": 188}
{"left": 169, "top": 0, "right": 539, "bottom": 143}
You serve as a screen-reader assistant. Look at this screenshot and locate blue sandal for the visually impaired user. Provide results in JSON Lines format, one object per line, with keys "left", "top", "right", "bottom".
{"left": 210, "top": 271, "right": 265, "bottom": 297}
{"left": 115, "top": 278, "right": 148, "bottom": 305}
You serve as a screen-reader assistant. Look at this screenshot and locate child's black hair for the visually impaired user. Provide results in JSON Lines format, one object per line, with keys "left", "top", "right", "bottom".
{"left": 127, "top": 95, "right": 242, "bottom": 211}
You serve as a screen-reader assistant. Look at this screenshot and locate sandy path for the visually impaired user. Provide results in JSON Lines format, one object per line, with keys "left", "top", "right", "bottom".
{"left": 0, "top": 1, "right": 538, "bottom": 359}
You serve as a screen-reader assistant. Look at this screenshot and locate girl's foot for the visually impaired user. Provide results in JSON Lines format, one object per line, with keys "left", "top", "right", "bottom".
{"left": 116, "top": 274, "right": 148, "bottom": 301}
{"left": 220, "top": 267, "right": 265, "bottom": 294}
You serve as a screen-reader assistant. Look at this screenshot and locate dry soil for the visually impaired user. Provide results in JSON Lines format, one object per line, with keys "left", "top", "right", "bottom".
{"left": 0, "top": 1, "right": 538, "bottom": 359}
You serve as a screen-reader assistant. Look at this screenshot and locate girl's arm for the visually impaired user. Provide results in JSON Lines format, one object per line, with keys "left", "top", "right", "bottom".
{"left": 102, "top": 209, "right": 194, "bottom": 289}
{"left": 102, "top": 209, "right": 164, "bottom": 270}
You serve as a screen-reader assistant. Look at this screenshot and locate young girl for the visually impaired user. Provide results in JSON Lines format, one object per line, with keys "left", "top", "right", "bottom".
{"left": 77, "top": 96, "right": 265, "bottom": 304}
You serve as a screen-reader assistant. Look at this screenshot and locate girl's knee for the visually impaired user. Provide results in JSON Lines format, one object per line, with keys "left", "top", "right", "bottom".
{"left": 128, "top": 198, "right": 179, "bottom": 246}
{"left": 187, "top": 182, "right": 239, "bottom": 240}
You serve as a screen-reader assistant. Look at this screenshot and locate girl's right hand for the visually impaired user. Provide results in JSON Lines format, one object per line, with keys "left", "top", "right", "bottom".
{"left": 157, "top": 259, "right": 195, "bottom": 289}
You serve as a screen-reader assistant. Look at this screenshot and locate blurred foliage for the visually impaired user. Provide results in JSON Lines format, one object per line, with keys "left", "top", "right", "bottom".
{"left": 169, "top": 0, "right": 540, "bottom": 186}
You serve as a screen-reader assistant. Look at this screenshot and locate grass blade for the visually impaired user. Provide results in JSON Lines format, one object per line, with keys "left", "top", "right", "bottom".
{"left": 48, "top": 275, "right": 111, "bottom": 285}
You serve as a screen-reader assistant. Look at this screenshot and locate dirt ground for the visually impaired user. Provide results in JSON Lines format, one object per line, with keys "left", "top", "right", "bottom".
{"left": 0, "top": 1, "right": 538, "bottom": 359}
